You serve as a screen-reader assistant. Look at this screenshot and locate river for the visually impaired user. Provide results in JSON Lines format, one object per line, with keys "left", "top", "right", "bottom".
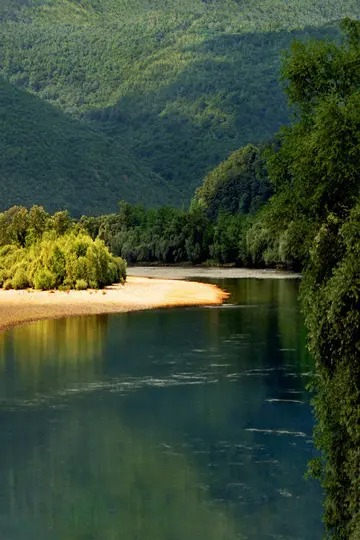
{"left": 0, "top": 278, "right": 322, "bottom": 539}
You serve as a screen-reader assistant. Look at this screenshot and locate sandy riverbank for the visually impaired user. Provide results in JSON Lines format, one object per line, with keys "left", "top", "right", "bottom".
{"left": 127, "top": 266, "right": 301, "bottom": 280}
{"left": 0, "top": 277, "right": 228, "bottom": 332}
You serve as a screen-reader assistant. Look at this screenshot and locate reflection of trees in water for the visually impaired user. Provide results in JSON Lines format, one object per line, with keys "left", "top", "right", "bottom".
{"left": 209, "top": 278, "right": 310, "bottom": 377}
{"left": 214, "top": 278, "right": 297, "bottom": 307}
{"left": 0, "top": 332, "right": 5, "bottom": 372}
{"left": 277, "top": 280, "right": 311, "bottom": 372}
{"left": 188, "top": 280, "right": 318, "bottom": 538}
{"left": 1, "top": 407, "right": 240, "bottom": 540}
{"left": 0, "top": 316, "right": 109, "bottom": 395}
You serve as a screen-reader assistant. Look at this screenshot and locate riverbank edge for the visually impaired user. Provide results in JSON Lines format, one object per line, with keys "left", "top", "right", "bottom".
{"left": 127, "top": 266, "right": 301, "bottom": 280}
{"left": 0, "top": 276, "right": 229, "bottom": 333}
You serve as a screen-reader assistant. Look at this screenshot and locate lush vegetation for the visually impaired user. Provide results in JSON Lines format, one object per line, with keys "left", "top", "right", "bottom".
{"left": 1, "top": 0, "right": 360, "bottom": 212}
{"left": 80, "top": 22, "right": 360, "bottom": 537}
{"left": 0, "top": 77, "right": 176, "bottom": 215}
{"left": 192, "top": 144, "right": 272, "bottom": 220}
{"left": 80, "top": 143, "right": 269, "bottom": 266}
{"left": 1, "top": 2, "right": 359, "bottom": 534}
{"left": 246, "top": 19, "right": 360, "bottom": 538}
{"left": 0, "top": 205, "right": 126, "bottom": 289}
{"left": 81, "top": 203, "right": 214, "bottom": 265}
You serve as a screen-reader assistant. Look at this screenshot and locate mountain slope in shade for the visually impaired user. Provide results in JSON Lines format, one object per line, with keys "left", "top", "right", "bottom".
{"left": 1, "top": 0, "right": 360, "bottom": 208}
{"left": 0, "top": 78, "right": 177, "bottom": 215}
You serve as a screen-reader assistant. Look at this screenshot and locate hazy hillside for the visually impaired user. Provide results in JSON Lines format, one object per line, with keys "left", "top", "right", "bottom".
{"left": 0, "top": 78, "right": 175, "bottom": 215}
{"left": 1, "top": 0, "right": 359, "bottom": 211}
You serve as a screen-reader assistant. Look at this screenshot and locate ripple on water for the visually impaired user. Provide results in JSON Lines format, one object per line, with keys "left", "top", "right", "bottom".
{"left": 245, "top": 428, "right": 309, "bottom": 438}
{"left": 265, "top": 398, "right": 305, "bottom": 404}
{"left": 1, "top": 371, "right": 224, "bottom": 410}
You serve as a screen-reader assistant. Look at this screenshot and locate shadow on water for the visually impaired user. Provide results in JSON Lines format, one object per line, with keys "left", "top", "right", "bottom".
{"left": 0, "top": 278, "right": 322, "bottom": 539}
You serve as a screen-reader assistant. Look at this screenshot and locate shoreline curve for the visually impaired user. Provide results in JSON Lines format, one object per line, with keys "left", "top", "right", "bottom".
{"left": 0, "top": 277, "right": 228, "bottom": 333}
{"left": 127, "top": 266, "right": 301, "bottom": 280}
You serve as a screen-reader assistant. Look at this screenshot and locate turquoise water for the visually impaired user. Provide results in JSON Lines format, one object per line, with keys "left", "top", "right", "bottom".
{"left": 0, "top": 278, "right": 322, "bottom": 539}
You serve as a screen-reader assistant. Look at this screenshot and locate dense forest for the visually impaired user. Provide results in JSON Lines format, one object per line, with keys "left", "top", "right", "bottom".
{"left": 1, "top": 0, "right": 360, "bottom": 212}
{"left": 79, "top": 144, "right": 272, "bottom": 266}
{"left": 0, "top": 77, "right": 177, "bottom": 215}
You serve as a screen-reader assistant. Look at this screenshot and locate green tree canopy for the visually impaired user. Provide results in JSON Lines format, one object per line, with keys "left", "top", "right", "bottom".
{"left": 192, "top": 144, "right": 272, "bottom": 220}
{"left": 247, "top": 19, "right": 360, "bottom": 538}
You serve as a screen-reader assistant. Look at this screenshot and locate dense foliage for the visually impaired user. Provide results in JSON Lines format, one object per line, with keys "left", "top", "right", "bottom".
{"left": 79, "top": 143, "right": 273, "bottom": 266}
{"left": 0, "top": 206, "right": 126, "bottom": 289}
{"left": 81, "top": 199, "right": 255, "bottom": 267}
{"left": 82, "top": 204, "right": 213, "bottom": 265}
{"left": 246, "top": 20, "right": 360, "bottom": 538}
{"left": 1, "top": 0, "right": 359, "bottom": 212}
{"left": 303, "top": 208, "right": 360, "bottom": 540}
{"left": 192, "top": 144, "right": 272, "bottom": 220}
{"left": 0, "top": 77, "right": 176, "bottom": 215}
{"left": 1, "top": 4, "right": 360, "bottom": 534}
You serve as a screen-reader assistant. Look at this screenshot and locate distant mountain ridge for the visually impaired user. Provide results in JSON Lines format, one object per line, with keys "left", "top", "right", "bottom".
{"left": 1, "top": 0, "right": 360, "bottom": 213}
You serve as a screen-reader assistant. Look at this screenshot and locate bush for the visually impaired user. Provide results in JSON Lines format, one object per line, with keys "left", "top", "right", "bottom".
{"left": 115, "top": 257, "right": 127, "bottom": 283}
{"left": 0, "top": 213, "right": 127, "bottom": 290}
{"left": 0, "top": 269, "right": 9, "bottom": 287}
{"left": 58, "top": 283, "right": 71, "bottom": 292}
{"left": 33, "top": 268, "right": 56, "bottom": 290}
{"left": 12, "top": 266, "right": 30, "bottom": 289}
{"left": 0, "top": 245, "right": 17, "bottom": 258}
{"left": 75, "top": 279, "right": 88, "bottom": 290}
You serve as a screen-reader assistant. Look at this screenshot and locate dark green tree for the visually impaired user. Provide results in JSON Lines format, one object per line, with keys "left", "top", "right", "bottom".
{"left": 192, "top": 144, "right": 272, "bottom": 220}
{"left": 251, "top": 19, "right": 360, "bottom": 538}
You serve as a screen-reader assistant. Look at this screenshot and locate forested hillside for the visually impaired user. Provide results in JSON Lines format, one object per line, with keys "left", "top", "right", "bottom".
{"left": 1, "top": 0, "right": 360, "bottom": 213}
{"left": 0, "top": 78, "right": 176, "bottom": 215}
{"left": 192, "top": 144, "right": 272, "bottom": 219}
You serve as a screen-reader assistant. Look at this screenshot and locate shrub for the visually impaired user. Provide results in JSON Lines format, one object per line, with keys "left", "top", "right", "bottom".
{"left": 114, "top": 256, "right": 127, "bottom": 283}
{"left": 0, "top": 269, "right": 9, "bottom": 287}
{"left": 33, "top": 268, "right": 57, "bottom": 290}
{"left": 48, "top": 245, "right": 66, "bottom": 283}
{"left": 12, "top": 267, "right": 30, "bottom": 289}
{"left": 0, "top": 245, "right": 17, "bottom": 258}
{"left": 0, "top": 215, "right": 126, "bottom": 290}
{"left": 75, "top": 279, "right": 88, "bottom": 290}
{"left": 58, "top": 283, "right": 71, "bottom": 292}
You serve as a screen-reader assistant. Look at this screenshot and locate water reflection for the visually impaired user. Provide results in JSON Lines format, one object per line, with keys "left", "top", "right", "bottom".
{"left": 0, "top": 407, "right": 238, "bottom": 540}
{"left": 0, "top": 278, "right": 322, "bottom": 539}
{"left": 0, "top": 316, "right": 108, "bottom": 398}
{"left": 204, "top": 278, "right": 311, "bottom": 375}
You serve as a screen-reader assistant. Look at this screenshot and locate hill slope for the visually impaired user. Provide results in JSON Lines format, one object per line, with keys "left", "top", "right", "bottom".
{"left": 1, "top": 0, "right": 360, "bottom": 209}
{"left": 0, "top": 78, "right": 175, "bottom": 215}
{"left": 192, "top": 144, "right": 272, "bottom": 219}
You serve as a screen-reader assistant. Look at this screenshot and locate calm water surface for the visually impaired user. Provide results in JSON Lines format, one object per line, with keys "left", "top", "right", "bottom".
{"left": 0, "top": 278, "right": 322, "bottom": 539}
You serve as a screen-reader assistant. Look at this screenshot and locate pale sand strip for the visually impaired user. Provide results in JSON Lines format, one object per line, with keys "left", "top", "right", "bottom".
{"left": 0, "top": 277, "right": 228, "bottom": 332}
{"left": 127, "top": 267, "right": 301, "bottom": 280}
